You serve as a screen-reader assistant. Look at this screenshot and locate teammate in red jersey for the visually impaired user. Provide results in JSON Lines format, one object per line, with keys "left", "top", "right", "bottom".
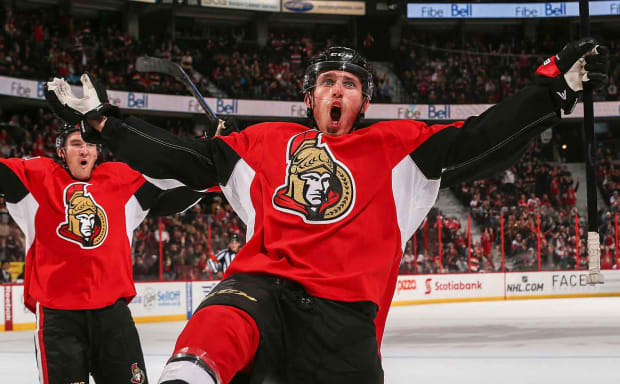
{"left": 45, "top": 40, "right": 608, "bottom": 384}
{"left": 0, "top": 120, "right": 203, "bottom": 384}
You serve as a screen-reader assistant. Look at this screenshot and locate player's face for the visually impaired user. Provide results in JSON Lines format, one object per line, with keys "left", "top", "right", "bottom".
{"left": 229, "top": 240, "right": 240, "bottom": 252}
{"left": 306, "top": 70, "right": 369, "bottom": 136}
{"left": 58, "top": 132, "right": 98, "bottom": 181}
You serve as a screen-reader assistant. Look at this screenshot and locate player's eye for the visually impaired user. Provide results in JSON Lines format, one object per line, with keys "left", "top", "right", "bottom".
{"left": 321, "top": 79, "right": 335, "bottom": 86}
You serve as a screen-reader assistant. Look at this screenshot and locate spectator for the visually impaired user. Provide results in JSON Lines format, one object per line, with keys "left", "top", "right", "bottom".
{"left": 0, "top": 259, "right": 11, "bottom": 283}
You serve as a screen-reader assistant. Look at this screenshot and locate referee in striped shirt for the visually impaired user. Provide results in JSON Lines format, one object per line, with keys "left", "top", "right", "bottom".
{"left": 215, "top": 234, "right": 241, "bottom": 273}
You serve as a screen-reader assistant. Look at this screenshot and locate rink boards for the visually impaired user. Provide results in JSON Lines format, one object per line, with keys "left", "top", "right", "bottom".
{"left": 2, "top": 270, "right": 620, "bottom": 331}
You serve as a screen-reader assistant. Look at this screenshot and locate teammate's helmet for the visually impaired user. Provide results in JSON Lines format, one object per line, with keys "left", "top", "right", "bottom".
{"left": 303, "top": 46, "right": 374, "bottom": 100}
{"left": 55, "top": 123, "right": 80, "bottom": 151}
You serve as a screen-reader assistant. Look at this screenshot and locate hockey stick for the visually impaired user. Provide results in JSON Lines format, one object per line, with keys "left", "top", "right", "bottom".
{"left": 579, "top": 0, "right": 603, "bottom": 284}
{"left": 136, "top": 56, "right": 228, "bottom": 136}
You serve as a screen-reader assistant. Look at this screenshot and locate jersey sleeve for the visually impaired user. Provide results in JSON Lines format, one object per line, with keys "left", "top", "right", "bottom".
{"left": 100, "top": 116, "right": 242, "bottom": 191}
{"left": 111, "top": 162, "right": 205, "bottom": 217}
{"left": 407, "top": 84, "right": 561, "bottom": 188}
{"left": 147, "top": 187, "right": 204, "bottom": 217}
{"left": 0, "top": 158, "right": 34, "bottom": 203}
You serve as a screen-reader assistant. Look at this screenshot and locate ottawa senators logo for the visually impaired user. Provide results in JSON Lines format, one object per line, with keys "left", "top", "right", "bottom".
{"left": 273, "top": 131, "right": 355, "bottom": 223}
{"left": 57, "top": 183, "right": 108, "bottom": 248}
{"left": 130, "top": 362, "right": 146, "bottom": 384}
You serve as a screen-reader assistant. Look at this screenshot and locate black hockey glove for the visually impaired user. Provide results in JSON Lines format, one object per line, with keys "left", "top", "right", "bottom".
{"left": 536, "top": 38, "right": 609, "bottom": 114}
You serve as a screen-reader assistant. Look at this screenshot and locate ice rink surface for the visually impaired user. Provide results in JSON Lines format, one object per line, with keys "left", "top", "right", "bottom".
{"left": 1, "top": 297, "right": 619, "bottom": 384}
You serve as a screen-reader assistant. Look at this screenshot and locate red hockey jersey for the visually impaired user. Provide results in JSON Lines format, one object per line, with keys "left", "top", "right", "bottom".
{"left": 1, "top": 158, "right": 159, "bottom": 311}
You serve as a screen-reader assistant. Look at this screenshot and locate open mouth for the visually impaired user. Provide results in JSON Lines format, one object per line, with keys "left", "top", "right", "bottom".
{"left": 80, "top": 159, "right": 88, "bottom": 166}
{"left": 330, "top": 105, "right": 342, "bottom": 124}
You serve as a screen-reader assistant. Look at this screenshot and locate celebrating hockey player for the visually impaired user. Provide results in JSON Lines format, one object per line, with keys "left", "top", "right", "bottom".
{"left": 45, "top": 40, "right": 608, "bottom": 384}
{"left": 0, "top": 117, "right": 204, "bottom": 384}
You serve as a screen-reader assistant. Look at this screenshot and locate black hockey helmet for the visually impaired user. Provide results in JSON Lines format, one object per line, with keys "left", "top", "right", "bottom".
{"left": 55, "top": 122, "right": 80, "bottom": 151}
{"left": 302, "top": 46, "right": 374, "bottom": 100}
{"left": 303, "top": 47, "right": 373, "bottom": 130}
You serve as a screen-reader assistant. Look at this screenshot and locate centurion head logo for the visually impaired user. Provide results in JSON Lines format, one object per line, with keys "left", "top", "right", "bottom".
{"left": 273, "top": 131, "right": 355, "bottom": 223}
{"left": 57, "top": 183, "right": 108, "bottom": 248}
{"left": 130, "top": 362, "right": 146, "bottom": 384}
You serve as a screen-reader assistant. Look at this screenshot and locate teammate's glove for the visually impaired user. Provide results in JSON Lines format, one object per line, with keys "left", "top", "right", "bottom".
{"left": 45, "top": 73, "right": 119, "bottom": 144}
{"left": 536, "top": 38, "right": 609, "bottom": 114}
{"left": 45, "top": 73, "right": 119, "bottom": 122}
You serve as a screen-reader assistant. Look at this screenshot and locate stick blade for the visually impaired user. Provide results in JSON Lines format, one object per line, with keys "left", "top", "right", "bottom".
{"left": 135, "top": 56, "right": 175, "bottom": 75}
{"left": 586, "top": 272, "right": 604, "bottom": 285}
{"left": 586, "top": 231, "right": 604, "bottom": 285}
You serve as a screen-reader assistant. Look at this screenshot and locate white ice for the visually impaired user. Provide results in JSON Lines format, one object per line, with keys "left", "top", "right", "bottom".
{"left": 1, "top": 297, "right": 619, "bottom": 384}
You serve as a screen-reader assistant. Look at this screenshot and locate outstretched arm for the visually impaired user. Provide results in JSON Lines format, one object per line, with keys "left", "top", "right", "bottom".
{"left": 94, "top": 115, "right": 227, "bottom": 191}
{"left": 45, "top": 74, "right": 241, "bottom": 191}
{"left": 145, "top": 186, "right": 204, "bottom": 217}
{"left": 409, "top": 39, "right": 609, "bottom": 189}
{"left": 0, "top": 159, "right": 30, "bottom": 203}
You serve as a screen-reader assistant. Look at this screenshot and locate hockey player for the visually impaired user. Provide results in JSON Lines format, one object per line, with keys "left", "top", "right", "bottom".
{"left": 45, "top": 40, "right": 608, "bottom": 384}
{"left": 0, "top": 120, "right": 204, "bottom": 384}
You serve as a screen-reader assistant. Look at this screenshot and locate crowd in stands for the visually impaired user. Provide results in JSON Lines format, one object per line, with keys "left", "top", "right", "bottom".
{"left": 1, "top": 7, "right": 618, "bottom": 104}
{"left": 448, "top": 138, "right": 619, "bottom": 272}
{"left": 397, "top": 29, "right": 620, "bottom": 104}
{"left": 131, "top": 195, "right": 245, "bottom": 281}
{"left": 597, "top": 134, "right": 620, "bottom": 210}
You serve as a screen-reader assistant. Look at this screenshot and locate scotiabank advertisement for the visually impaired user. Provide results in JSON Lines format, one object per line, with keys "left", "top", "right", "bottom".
{"left": 0, "top": 286, "right": 5, "bottom": 330}
{"left": 392, "top": 274, "right": 504, "bottom": 303}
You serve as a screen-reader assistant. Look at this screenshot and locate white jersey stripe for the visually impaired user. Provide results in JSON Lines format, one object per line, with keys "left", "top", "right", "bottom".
{"left": 392, "top": 156, "right": 441, "bottom": 252}
{"left": 125, "top": 195, "right": 149, "bottom": 247}
{"left": 220, "top": 159, "right": 257, "bottom": 243}
{"left": 6, "top": 193, "right": 39, "bottom": 255}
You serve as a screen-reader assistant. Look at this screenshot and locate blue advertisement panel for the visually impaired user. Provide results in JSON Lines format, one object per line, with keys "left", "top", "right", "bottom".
{"left": 407, "top": 1, "right": 620, "bottom": 18}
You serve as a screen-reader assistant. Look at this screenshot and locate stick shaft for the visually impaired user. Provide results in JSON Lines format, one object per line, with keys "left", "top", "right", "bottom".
{"left": 136, "top": 57, "right": 217, "bottom": 122}
{"left": 579, "top": 0, "right": 603, "bottom": 284}
{"left": 579, "top": 0, "right": 597, "bottom": 233}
